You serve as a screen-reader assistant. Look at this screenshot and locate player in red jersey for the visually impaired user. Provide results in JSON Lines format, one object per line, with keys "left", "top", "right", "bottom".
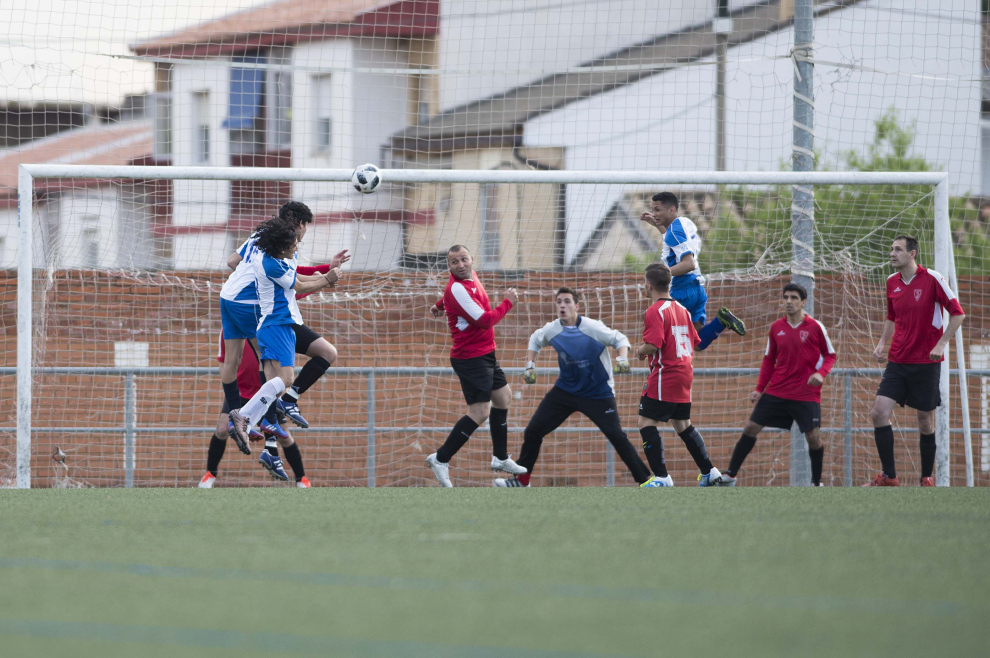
{"left": 864, "top": 235, "right": 965, "bottom": 487}
{"left": 717, "top": 283, "right": 836, "bottom": 486}
{"left": 424, "top": 244, "right": 527, "bottom": 486}
{"left": 636, "top": 263, "right": 722, "bottom": 487}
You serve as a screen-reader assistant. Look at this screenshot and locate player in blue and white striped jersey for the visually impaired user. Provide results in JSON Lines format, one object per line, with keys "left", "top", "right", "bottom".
{"left": 640, "top": 191, "right": 747, "bottom": 350}
{"left": 493, "top": 287, "right": 651, "bottom": 487}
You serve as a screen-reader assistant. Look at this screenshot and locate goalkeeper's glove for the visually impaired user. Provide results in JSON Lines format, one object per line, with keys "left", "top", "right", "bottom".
{"left": 613, "top": 356, "right": 631, "bottom": 375}
{"left": 522, "top": 361, "right": 537, "bottom": 385}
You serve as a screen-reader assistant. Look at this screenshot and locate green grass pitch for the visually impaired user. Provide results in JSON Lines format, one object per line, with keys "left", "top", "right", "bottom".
{"left": 1, "top": 488, "right": 987, "bottom": 657}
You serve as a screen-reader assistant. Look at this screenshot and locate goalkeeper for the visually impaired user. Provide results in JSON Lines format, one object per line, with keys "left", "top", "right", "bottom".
{"left": 494, "top": 287, "right": 651, "bottom": 487}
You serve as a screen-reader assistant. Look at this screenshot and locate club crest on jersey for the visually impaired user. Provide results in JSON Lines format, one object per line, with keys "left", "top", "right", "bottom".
{"left": 800, "top": 330, "right": 809, "bottom": 342}
{"left": 914, "top": 289, "right": 923, "bottom": 301}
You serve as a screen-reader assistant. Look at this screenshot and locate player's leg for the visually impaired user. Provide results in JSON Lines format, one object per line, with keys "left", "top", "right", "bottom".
{"left": 670, "top": 414, "right": 721, "bottom": 485}
{"left": 199, "top": 408, "right": 231, "bottom": 488}
{"left": 584, "top": 397, "right": 651, "bottom": 485}
{"left": 229, "top": 326, "right": 294, "bottom": 447}
{"left": 488, "top": 361, "right": 524, "bottom": 474}
{"left": 218, "top": 299, "right": 256, "bottom": 411}
{"left": 673, "top": 285, "right": 745, "bottom": 352}
{"left": 279, "top": 325, "right": 338, "bottom": 428}
{"left": 866, "top": 362, "right": 906, "bottom": 486}
{"left": 788, "top": 398, "right": 825, "bottom": 486}
{"left": 427, "top": 353, "right": 492, "bottom": 486}
{"left": 805, "top": 428, "right": 824, "bottom": 486}
{"left": 719, "top": 418, "right": 763, "bottom": 487}
{"left": 903, "top": 362, "right": 940, "bottom": 486}
{"left": 917, "top": 409, "right": 936, "bottom": 486}
{"left": 637, "top": 398, "right": 674, "bottom": 486}
{"left": 497, "top": 387, "right": 574, "bottom": 487}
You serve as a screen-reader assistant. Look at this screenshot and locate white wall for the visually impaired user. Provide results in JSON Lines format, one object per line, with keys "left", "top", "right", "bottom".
{"left": 437, "top": 0, "right": 714, "bottom": 112}
{"left": 523, "top": 0, "right": 982, "bottom": 262}
{"left": 305, "top": 220, "right": 403, "bottom": 271}
{"left": 0, "top": 208, "right": 15, "bottom": 269}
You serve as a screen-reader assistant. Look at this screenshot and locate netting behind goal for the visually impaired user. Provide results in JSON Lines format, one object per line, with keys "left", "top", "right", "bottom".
{"left": 3, "top": 172, "right": 986, "bottom": 488}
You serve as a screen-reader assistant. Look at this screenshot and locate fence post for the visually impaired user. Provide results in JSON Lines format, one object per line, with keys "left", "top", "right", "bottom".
{"left": 124, "top": 372, "right": 135, "bottom": 488}
{"left": 606, "top": 442, "right": 615, "bottom": 487}
{"left": 843, "top": 374, "right": 853, "bottom": 486}
{"left": 366, "top": 372, "right": 376, "bottom": 488}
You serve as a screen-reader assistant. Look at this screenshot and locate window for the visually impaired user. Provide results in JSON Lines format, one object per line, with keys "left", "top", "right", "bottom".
{"left": 314, "top": 75, "right": 332, "bottom": 152}
{"left": 224, "top": 55, "right": 265, "bottom": 155}
{"left": 193, "top": 91, "right": 210, "bottom": 164}
{"left": 151, "top": 93, "right": 171, "bottom": 158}
{"left": 268, "top": 47, "right": 292, "bottom": 150}
{"left": 81, "top": 215, "right": 100, "bottom": 268}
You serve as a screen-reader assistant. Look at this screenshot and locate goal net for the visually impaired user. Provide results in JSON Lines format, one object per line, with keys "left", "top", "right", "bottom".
{"left": 5, "top": 166, "right": 983, "bottom": 488}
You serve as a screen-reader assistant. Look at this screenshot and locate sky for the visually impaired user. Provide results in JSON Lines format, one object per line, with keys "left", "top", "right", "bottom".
{"left": 0, "top": 0, "right": 270, "bottom": 106}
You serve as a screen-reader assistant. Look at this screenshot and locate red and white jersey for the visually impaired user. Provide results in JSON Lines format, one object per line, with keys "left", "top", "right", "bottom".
{"left": 438, "top": 272, "right": 513, "bottom": 359}
{"left": 642, "top": 298, "right": 699, "bottom": 403}
{"left": 757, "top": 315, "right": 837, "bottom": 403}
{"left": 886, "top": 266, "right": 964, "bottom": 364}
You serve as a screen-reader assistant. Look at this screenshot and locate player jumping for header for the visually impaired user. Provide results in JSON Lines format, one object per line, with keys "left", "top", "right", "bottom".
{"left": 864, "top": 235, "right": 965, "bottom": 487}
{"left": 718, "top": 283, "right": 836, "bottom": 487}
{"left": 494, "top": 286, "right": 651, "bottom": 487}
{"left": 426, "top": 245, "right": 527, "bottom": 487}
{"left": 640, "top": 192, "right": 746, "bottom": 350}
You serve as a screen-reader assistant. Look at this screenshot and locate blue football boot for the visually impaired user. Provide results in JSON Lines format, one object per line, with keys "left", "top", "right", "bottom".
{"left": 277, "top": 398, "right": 309, "bottom": 428}
{"left": 698, "top": 467, "right": 723, "bottom": 487}
{"left": 259, "top": 450, "right": 289, "bottom": 481}
{"left": 260, "top": 418, "right": 290, "bottom": 439}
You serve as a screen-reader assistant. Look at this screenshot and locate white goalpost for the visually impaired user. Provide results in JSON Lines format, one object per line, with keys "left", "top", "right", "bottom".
{"left": 13, "top": 165, "right": 973, "bottom": 489}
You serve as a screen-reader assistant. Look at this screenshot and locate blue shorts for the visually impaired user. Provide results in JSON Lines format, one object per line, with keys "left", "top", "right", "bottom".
{"left": 220, "top": 298, "right": 260, "bottom": 340}
{"left": 671, "top": 283, "right": 708, "bottom": 324}
{"left": 257, "top": 323, "right": 297, "bottom": 367}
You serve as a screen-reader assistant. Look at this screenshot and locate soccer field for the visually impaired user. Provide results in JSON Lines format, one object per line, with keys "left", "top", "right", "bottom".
{"left": 1, "top": 489, "right": 987, "bottom": 657}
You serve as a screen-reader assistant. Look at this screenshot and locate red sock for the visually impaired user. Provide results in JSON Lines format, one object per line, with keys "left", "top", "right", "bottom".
{"left": 517, "top": 473, "right": 531, "bottom": 486}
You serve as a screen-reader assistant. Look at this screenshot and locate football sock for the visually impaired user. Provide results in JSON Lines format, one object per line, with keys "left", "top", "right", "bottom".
{"left": 206, "top": 434, "right": 226, "bottom": 477}
{"left": 920, "top": 432, "right": 936, "bottom": 478}
{"left": 222, "top": 381, "right": 242, "bottom": 414}
{"left": 639, "top": 426, "right": 668, "bottom": 478}
{"left": 809, "top": 446, "right": 824, "bottom": 485}
{"left": 489, "top": 407, "right": 509, "bottom": 460}
{"left": 696, "top": 317, "right": 726, "bottom": 352}
{"left": 873, "top": 425, "right": 896, "bottom": 479}
{"left": 241, "top": 378, "right": 286, "bottom": 427}
{"left": 436, "top": 416, "right": 479, "bottom": 463}
{"left": 283, "top": 356, "right": 330, "bottom": 400}
{"left": 517, "top": 473, "right": 531, "bottom": 486}
{"left": 282, "top": 443, "right": 305, "bottom": 481}
{"left": 263, "top": 399, "right": 279, "bottom": 425}
{"left": 265, "top": 439, "right": 279, "bottom": 457}
{"left": 677, "top": 425, "right": 713, "bottom": 473}
{"left": 727, "top": 434, "right": 757, "bottom": 476}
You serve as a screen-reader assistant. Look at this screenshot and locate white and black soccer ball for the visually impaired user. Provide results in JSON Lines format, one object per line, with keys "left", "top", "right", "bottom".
{"left": 351, "top": 164, "right": 382, "bottom": 194}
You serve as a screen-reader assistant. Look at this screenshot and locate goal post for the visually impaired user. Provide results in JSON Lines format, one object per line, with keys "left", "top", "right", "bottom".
{"left": 13, "top": 165, "right": 971, "bottom": 488}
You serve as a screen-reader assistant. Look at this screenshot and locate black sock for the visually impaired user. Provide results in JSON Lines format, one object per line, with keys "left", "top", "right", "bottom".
{"left": 282, "top": 443, "right": 305, "bottom": 481}
{"left": 489, "top": 407, "right": 509, "bottom": 460}
{"left": 809, "top": 446, "right": 824, "bottom": 485}
{"left": 639, "top": 426, "right": 667, "bottom": 478}
{"left": 727, "top": 434, "right": 757, "bottom": 477}
{"left": 222, "top": 381, "right": 242, "bottom": 413}
{"left": 873, "top": 425, "right": 896, "bottom": 479}
{"left": 206, "top": 434, "right": 226, "bottom": 476}
{"left": 678, "top": 425, "right": 713, "bottom": 474}
{"left": 266, "top": 441, "right": 279, "bottom": 457}
{"left": 436, "top": 416, "right": 479, "bottom": 463}
{"left": 286, "top": 356, "right": 330, "bottom": 399}
{"left": 264, "top": 399, "right": 279, "bottom": 425}
{"left": 920, "top": 432, "right": 936, "bottom": 478}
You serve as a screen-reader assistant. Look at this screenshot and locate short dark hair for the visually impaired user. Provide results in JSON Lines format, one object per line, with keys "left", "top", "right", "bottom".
{"left": 447, "top": 244, "right": 470, "bottom": 256}
{"left": 894, "top": 234, "right": 919, "bottom": 257}
{"left": 555, "top": 287, "right": 580, "bottom": 304}
{"left": 254, "top": 218, "right": 298, "bottom": 258}
{"left": 644, "top": 262, "right": 672, "bottom": 293}
{"left": 651, "top": 191, "right": 678, "bottom": 209}
{"left": 278, "top": 201, "right": 314, "bottom": 226}
{"left": 782, "top": 282, "right": 807, "bottom": 300}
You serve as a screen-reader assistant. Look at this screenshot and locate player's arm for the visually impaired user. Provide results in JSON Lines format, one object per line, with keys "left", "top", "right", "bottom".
{"left": 752, "top": 334, "right": 778, "bottom": 403}
{"left": 227, "top": 253, "right": 242, "bottom": 270}
{"left": 873, "top": 320, "right": 895, "bottom": 364}
{"left": 668, "top": 252, "right": 696, "bottom": 277}
{"left": 293, "top": 268, "right": 340, "bottom": 294}
{"left": 523, "top": 324, "right": 551, "bottom": 384}
{"left": 808, "top": 323, "right": 837, "bottom": 387}
{"left": 429, "top": 298, "right": 444, "bottom": 318}
{"left": 929, "top": 272, "right": 966, "bottom": 361}
{"left": 584, "top": 319, "right": 632, "bottom": 373}
{"left": 451, "top": 283, "right": 517, "bottom": 329}
{"left": 930, "top": 312, "right": 965, "bottom": 361}
{"left": 637, "top": 312, "right": 663, "bottom": 360}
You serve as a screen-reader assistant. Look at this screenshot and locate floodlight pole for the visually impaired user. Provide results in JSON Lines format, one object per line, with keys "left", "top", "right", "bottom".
{"left": 790, "top": 0, "right": 815, "bottom": 486}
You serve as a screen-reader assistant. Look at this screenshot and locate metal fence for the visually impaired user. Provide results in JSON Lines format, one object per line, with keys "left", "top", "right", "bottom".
{"left": 3, "top": 366, "right": 985, "bottom": 487}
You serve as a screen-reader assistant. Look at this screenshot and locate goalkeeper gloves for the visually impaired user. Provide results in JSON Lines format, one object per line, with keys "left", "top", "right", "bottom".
{"left": 523, "top": 361, "right": 537, "bottom": 385}
{"left": 613, "top": 356, "right": 631, "bottom": 375}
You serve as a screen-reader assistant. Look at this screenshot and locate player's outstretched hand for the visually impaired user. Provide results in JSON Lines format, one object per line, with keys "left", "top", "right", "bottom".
{"left": 613, "top": 357, "right": 631, "bottom": 375}
{"left": 873, "top": 344, "right": 887, "bottom": 365}
{"left": 324, "top": 267, "right": 341, "bottom": 286}
{"left": 749, "top": 390, "right": 762, "bottom": 405}
{"left": 329, "top": 249, "right": 351, "bottom": 269}
{"left": 523, "top": 362, "right": 537, "bottom": 385}
{"left": 505, "top": 288, "right": 518, "bottom": 305}
{"left": 806, "top": 373, "right": 824, "bottom": 387}
{"left": 429, "top": 304, "right": 442, "bottom": 318}
{"left": 639, "top": 211, "right": 657, "bottom": 228}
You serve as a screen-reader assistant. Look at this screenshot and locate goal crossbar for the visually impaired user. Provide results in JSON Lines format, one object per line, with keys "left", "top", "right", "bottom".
{"left": 14, "top": 165, "right": 969, "bottom": 488}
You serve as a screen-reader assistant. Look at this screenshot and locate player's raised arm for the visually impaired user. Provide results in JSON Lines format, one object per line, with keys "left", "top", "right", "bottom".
{"left": 523, "top": 321, "right": 554, "bottom": 384}
{"left": 451, "top": 282, "right": 516, "bottom": 329}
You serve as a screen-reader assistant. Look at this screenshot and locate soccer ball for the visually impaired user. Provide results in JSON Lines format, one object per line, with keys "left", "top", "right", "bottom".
{"left": 351, "top": 164, "right": 382, "bottom": 194}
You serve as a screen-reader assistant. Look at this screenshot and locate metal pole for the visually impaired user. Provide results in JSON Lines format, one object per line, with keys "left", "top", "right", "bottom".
{"left": 605, "top": 443, "right": 615, "bottom": 487}
{"left": 366, "top": 372, "right": 376, "bottom": 488}
{"left": 124, "top": 373, "right": 135, "bottom": 488}
{"left": 844, "top": 374, "right": 853, "bottom": 486}
{"left": 933, "top": 178, "right": 952, "bottom": 486}
{"left": 714, "top": 0, "right": 730, "bottom": 172}
{"left": 790, "top": 0, "right": 814, "bottom": 487}
{"left": 16, "top": 166, "right": 33, "bottom": 489}
{"left": 946, "top": 232, "right": 973, "bottom": 486}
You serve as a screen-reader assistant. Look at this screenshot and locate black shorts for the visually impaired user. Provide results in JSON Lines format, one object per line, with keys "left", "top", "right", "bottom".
{"left": 292, "top": 323, "right": 322, "bottom": 355}
{"left": 638, "top": 396, "right": 691, "bottom": 422}
{"left": 750, "top": 393, "right": 821, "bottom": 434}
{"left": 450, "top": 351, "right": 507, "bottom": 405}
{"left": 877, "top": 361, "right": 941, "bottom": 412}
{"left": 219, "top": 396, "right": 250, "bottom": 415}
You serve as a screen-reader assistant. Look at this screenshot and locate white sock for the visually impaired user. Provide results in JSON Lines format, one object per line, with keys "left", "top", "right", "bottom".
{"left": 239, "top": 377, "right": 286, "bottom": 427}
